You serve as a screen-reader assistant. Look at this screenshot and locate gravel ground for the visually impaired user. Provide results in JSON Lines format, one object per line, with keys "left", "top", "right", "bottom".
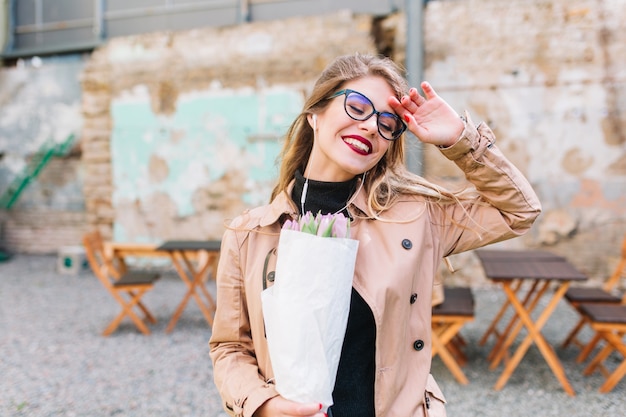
{"left": 1, "top": 254, "right": 624, "bottom": 417}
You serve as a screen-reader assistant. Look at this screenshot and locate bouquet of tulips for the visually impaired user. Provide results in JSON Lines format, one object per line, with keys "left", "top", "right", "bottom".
{"left": 282, "top": 211, "right": 351, "bottom": 238}
{"left": 261, "top": 212, "right": 359, "bottom": 412}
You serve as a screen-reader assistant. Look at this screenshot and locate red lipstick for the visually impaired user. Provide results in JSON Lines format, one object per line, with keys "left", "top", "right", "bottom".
{"left": 342, "top": 135, "right": 372, "bottom": 155}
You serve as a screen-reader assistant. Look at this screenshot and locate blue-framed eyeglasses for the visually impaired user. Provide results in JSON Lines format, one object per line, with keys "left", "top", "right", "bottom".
{"left": 328, "top": 89, "right": 406, "bottom": 141}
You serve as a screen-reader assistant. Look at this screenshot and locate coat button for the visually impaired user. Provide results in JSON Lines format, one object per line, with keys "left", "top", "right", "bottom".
{"left": 267, "top": 271, "right": 275, "bottom": 282}
{"left": 413, "top": 340, "right": 424, "bottom": 351}
{"left": 401, "top": 239, "right": 412, "bottom": 250}
{"left": 410, "top": 293, "right": 418, "bottom": 304}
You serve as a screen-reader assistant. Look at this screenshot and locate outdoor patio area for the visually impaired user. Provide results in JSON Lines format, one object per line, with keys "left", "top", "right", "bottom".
{"left": 1, "top": 254, "right": 624, "bottom": 417}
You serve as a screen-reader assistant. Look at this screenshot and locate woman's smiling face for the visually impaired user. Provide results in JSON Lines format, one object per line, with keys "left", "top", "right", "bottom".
{"left": 305, "top": 76, "right": 398, "bottom": 182}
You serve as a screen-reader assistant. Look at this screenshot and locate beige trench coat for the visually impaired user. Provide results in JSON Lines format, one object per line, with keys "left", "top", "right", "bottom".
{"left": 209, "top": 114, "right": 542, "bottom": 417}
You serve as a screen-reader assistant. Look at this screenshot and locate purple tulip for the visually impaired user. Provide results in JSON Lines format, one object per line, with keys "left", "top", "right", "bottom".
{"left": 300, "top": 212, "right": 317, "bottom": 234}
{"left": 331, "top": 213, "right": 349, "bottom": 238}
{"left": 285, "top": 211, "right": 351, "bottom": 238}
{"left": 282, "top": 219, "right": 300, "bottom": 231}
{"left": 317, "top": 213, "right": 335, "bottom": 237}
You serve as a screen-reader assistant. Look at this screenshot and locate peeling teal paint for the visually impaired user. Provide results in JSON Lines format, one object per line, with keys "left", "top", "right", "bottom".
{"left": 110, "top": 88, "right": 302, "bottom": 240}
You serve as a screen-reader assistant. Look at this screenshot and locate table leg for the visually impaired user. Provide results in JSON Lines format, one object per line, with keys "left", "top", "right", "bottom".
{"left": 190, "top": 253, "right": 218, "bottom": 313}
{"left": 166, "top": 251, "right": 216, "bottom": 332}
{"left": 489, "top": 280, "right": 548, "bottom": 368}
{"left": 494, "top": 281, "right": 575, "bottom": 396}
{"left": 181, "top": 252, "right": 217, "bottom": 321}
{"left": 487, "top": 279, "right": 535, "bottom": 363}
{"left": 479, "top": 280, "right": 523, "bottom": 346}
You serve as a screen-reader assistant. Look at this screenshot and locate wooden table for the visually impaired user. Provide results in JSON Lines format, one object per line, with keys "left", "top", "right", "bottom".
{"left": 475, "top": 249, "right": 587, "bottom": 396}
{"left": 474, "top": 249, "right": 566, "bottom": 262}
{"left": 103, "top": 242, "right": 170, "bottom": 273}
{"left": 104, "top": 240, "right": 221, "bottom": 332}
{"left": 156, "top": 240, "right": 221, "bottom": 332}
{"left": 477, "top": 249, "right": 567, "bottom": 349}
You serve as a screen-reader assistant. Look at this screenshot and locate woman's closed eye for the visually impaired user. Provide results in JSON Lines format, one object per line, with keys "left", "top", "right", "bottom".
{"left": 379, "top": 114, "right": 399, "bottom": 133}
{"left": 379, "top": 120, "right": 393, "bottom": 132}
{"left": 348, "top": 103, "right": 367, "bottom": 116}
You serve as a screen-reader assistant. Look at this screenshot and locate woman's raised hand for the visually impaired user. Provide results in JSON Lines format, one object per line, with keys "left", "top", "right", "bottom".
{"left": 388, "top": 81, "right": 465, "bottom": 147}
{"left": 254, "top": 396, "right": 327, "bottom": 417}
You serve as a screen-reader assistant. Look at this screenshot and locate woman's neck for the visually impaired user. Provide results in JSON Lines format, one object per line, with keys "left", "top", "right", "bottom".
{"left": 291, "top": 170, "right": 358, "bottom": 216}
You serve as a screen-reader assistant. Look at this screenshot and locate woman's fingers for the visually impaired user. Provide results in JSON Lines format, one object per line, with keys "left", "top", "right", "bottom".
{"left": 400, "top": 94, "right": 419, "bottom": 113}
{"left": 391, "top": 86, "right": 429, "bottom": 116}
{"left": 420, "top": 81, "right": 438, "bottom": 100}
{"left": 255, "top": 397, "right": 326, "bottom": 417}
{"left": 399, "top": 87, "right": 426, "bottom": 110}
{"left": 388, "top": 82, "right": 464, "bottom": 146}
{"left": 409, "top": 87, "right": 426, "bottom": 106}
{"left": 388, "top": 82, "right": 444, "bottom": 135}
{"left": 292, "top": 402, "right": 325, "bottom": 416}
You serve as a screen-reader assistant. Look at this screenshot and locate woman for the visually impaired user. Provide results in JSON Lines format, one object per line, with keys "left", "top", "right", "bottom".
{"left": 209, "top": 53, "right": 541, "bottom": 417}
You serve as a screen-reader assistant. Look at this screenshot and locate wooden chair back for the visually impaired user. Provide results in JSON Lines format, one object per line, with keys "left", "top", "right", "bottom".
{"left": 83, "top": 230, "right": 122, "bottom": 286}
{"left": 82, "top": 230, "right": 159, "bottom": 336}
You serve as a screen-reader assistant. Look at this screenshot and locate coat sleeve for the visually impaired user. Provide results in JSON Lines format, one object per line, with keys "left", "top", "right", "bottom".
{"left": 433, "top": 111, "right": 542, "bottom": 256}
{"left": 209, "top": 216, "right": 279, "bottom": 417}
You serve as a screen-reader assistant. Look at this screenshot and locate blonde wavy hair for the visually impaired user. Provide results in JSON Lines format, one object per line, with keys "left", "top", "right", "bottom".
{"left": 271, "top": 53, "right": 469, "bottom": 218}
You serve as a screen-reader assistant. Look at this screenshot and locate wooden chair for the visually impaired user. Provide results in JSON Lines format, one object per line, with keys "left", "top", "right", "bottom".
{"left": 561, "top": 234, "right": 626, "bottom": 360}
{"left": 577, "top": 303, "right": 626, "bottom": 393}
{"left": 83, "top": 231, "right": 160, "bottom": 336}
{"left": 431, "top": 287, "right": 475, "bottom": 384}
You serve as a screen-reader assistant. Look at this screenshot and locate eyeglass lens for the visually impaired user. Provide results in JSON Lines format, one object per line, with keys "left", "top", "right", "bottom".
{"left": 344, "top": 91, "right": 404, "bottom": 140}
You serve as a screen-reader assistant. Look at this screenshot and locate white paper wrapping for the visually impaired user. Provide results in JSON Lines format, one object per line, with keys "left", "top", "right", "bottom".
{"left": 261, "top": 229, "right": 359, "bottom": 410}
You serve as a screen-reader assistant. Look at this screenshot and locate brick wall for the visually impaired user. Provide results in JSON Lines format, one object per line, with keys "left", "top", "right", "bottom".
{"left": 1, "top": 209, "right": 87, "bottom": 254}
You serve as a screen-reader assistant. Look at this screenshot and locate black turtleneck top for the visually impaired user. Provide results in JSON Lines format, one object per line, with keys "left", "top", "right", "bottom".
{"left": 291, "top": 171, "right": 376, "bottom": 417}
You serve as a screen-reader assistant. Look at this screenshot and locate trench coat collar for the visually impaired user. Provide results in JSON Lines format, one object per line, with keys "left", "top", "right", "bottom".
{"left": 259, "top": 177, "right": 371, "bottom": 228}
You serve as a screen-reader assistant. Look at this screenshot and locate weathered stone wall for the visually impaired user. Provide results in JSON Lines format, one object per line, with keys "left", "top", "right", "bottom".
{"left": 0, "top": 55, "right": 84, "bottom": 254}
{"left": 80, "top": 11, "right": 379, "bottom": 242}
{"left": 420, "top": 0, "right": 626, "bottom": 286}
{"left": 3, "top": 1, "right": 625, "bottom": 289}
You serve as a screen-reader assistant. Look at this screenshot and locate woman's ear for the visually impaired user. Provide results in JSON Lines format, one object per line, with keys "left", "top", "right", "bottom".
{"left": 307, "top": 114, "right": 317, "bottom": 130}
